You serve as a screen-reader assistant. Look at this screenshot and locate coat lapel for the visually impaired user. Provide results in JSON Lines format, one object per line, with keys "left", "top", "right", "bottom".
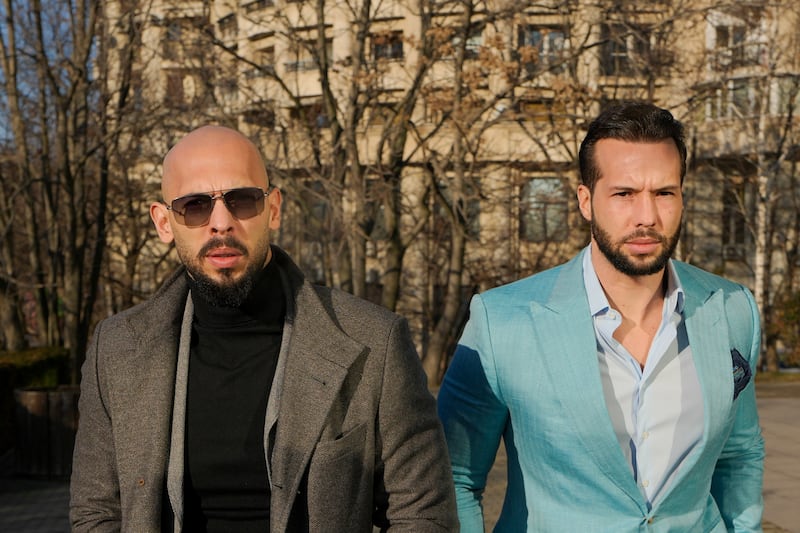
{"left": 166, "top": 293, "right": 194, "bottom": 531}
{"left": 269, "top": 282, "right": 367, "bottom": 530}
{"left": 117, "top": 269, "right": 187, "bottom": 527}
{"left": 533, "top": 254, "right": 647, "bottom": 510}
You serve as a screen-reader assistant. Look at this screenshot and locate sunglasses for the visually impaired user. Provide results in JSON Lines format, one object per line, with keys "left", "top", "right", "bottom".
{"left": 165, "top": 187, "right": 272, "bottom": 227}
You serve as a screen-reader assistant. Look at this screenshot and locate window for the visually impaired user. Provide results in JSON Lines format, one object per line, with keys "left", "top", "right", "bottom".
{"left": 286, "top": 39, "right": 332, "bottom": 72}
{"left": 218, "top": 78, "right": 238, "bottom": 106}
{"left": 600, "top": 23, "right": 649, "bottom": 76}
{"left": 722, "top": 181, "right": 746, "bottom": 258}
{"left": 246, "top": 46, "right": 275, "bottom": 78}
{"left": 365, "top": 178, "right": 389, "bottom": 240}
{"left": 517, "top": 25, "right": 568, "bottom": 74}
{"left": 243, "top": 104, "right": 275, "bottom": 128}
{"left": 714, "top": 25, "right": 745, "bottom": 69}
{"left": 298, "top": 181, "right": 330, "bottom": 282}
{"left": 164, "top": 70, "right": 206, "bottom": 108}
{"left": 162, "top": 20, "right": 182, "bottom": 61}
{"left": 162, "top": 18, "right": 204, "bottom": 62}
{"left": 705, "top": 78, "right": 756, "bottom": 120}
{"left": 217, "top": 14, "right": 237, "bottom": 41}
{"left": 305, "top": 180, "right": 329, "bottom": 224}
{"left": 777, "top": 76, "right": 800, "bottom": 115}
{"left": 164, "top": 70, "right": 185, "bottom": 107}
{"left": 515, "top": 97, "right": 567, "bottom": 122}
{"left": 131, "top": 69, "right": 144, "bottom": 111}
{"left": 291, "top": 102, "right": 329, "bottom": 128}
{"left": 712, "top": 23, "right": 764, "bottom": 70}
{"left": 520, "top": 178, "right": 568, "bottom": 242}
{"left": 372, "top": 31, "right": 403, "bottom": 61}
{"left": 243, "top": 0, "right": 274, "bottom": 12}
{"left": 368, "top": 103, "right": 396, "bottom": 126}
{"left": 451, "top": 25, "right": 482, "bottom": 60}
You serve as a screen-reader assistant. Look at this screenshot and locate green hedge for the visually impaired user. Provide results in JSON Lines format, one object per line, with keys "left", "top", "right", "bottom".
{"left": 0, "top": 347, "right": 70, "bottom": 452}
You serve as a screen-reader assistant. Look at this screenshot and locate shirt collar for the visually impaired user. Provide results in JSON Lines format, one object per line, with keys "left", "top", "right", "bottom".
{"left": 582, "top": 245, "right": 685, "bottom": 317}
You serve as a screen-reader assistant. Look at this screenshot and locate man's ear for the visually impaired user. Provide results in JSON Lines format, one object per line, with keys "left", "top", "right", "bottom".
{"left": 150, "top": 202, "right": 175, "bottom": 244}
{"left": 267, "top": 188, "right": 282, "bottom": 230}
{"left": 577, "top": 184, "right": 592, "bottom": 222}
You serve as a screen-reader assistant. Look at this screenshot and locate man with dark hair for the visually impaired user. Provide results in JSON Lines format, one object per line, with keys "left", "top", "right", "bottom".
{"left": 438, "top": 102, "right": 764, "bottom": 532}
{"left": 70, "top": 125, "right": 458, "bottom": 532}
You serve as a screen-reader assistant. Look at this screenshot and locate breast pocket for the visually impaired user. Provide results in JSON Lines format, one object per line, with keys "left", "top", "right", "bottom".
{"left": 305, "top": 423, "right": 372, "bottom": 531}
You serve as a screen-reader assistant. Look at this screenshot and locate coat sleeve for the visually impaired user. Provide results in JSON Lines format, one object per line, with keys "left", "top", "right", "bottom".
{"left": 375, "top": 316, "right": 459, "bottom": 532}
{"left": 437, "top": 295, "right": 509, "bottom": 533}
{"left": 69, "top": 320, "right": 123, "bottom": 532}
{"left": 710, "top": 286, "right": 765, "bottom": 532}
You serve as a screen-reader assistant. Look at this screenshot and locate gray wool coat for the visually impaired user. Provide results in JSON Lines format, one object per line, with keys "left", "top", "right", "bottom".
{"left": 70, "top": 246, "right": 457, "bottom": 532}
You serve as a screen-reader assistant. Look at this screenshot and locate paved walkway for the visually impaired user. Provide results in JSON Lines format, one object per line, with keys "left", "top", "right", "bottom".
{"left": 0, "top": 383, "right": 797, "bottom": 532}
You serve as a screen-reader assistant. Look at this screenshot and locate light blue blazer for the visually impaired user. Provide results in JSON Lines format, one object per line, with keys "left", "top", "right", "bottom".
{"left": 438, "top": 250, "right": 764, "bottom": 532}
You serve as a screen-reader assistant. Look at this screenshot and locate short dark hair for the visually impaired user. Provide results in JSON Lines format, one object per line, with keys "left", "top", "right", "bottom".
{"left": 578, "top": 102, "right": 687, "bottom": 191}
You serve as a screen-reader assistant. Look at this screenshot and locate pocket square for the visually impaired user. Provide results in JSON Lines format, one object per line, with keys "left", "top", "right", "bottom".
{"left": 731, "top": 348, "right": 752, "bottom": 400}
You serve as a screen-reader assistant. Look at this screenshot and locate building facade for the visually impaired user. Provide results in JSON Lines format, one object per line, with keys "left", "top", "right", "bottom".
{"left": 103, "top": 0, "right": 800, "bottom": 372}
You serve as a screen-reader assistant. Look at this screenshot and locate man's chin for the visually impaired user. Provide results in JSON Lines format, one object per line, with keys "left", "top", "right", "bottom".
{"left": 618, "top": 254, "right": 668, "bottom": 277}
{"left": 186, "top": 266, "right": 255, "bottom": 307}
{"left": 204, "top": 267, "right": 242, "bottom": 284}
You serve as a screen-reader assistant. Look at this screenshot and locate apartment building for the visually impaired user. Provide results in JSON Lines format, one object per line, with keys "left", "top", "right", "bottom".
{"left": 105, "top": 0, "right": 799, "bottom": 365}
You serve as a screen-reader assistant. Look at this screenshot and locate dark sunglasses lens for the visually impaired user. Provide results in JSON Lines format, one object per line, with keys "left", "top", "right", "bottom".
{"left": 223, "top": 188, "right": 265, "bottom": 220}
{"left": 172, "top": 195, "right": 213, "bottom": 226}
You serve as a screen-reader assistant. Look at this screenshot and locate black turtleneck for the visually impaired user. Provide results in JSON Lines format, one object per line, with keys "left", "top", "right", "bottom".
{"left": 183, "top": 259, "right": 286, "bottom": 533}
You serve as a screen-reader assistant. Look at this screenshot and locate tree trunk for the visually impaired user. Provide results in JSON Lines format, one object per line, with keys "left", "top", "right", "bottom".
{"left": 423, "top": 229, "right": 465, "bottom": 386}
{"left": 0, "top": 282, "right": 26, "bottom": 351}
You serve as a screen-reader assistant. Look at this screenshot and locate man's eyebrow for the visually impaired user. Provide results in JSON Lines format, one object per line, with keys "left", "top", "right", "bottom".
{"left": 608, "top": 184, "right": 681, "bottom": 191}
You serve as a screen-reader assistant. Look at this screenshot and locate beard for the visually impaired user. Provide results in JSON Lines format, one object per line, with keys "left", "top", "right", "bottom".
{"left": 179, "top": 236, "right": 269, "bottom": 307}
{"left": 591, "top": 218, "right": 680, "bottom": 277}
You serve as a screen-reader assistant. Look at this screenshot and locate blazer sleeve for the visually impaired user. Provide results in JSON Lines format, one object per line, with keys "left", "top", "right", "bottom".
{"left": 437, "top": 295, "right": 509, "bottom": 533}
{"left": 375, "top": 316, "right": 459, "bottom": 532}
{"left": 69, "top": 320, "right": 122, "bottom": 532}
{"left": 710, "top": 286, "right": 765, "bottom": 532}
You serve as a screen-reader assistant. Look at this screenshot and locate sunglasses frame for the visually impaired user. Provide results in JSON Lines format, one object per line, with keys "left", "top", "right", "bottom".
{"left": 165, "top": 186, "right": 273, "bottom": 227}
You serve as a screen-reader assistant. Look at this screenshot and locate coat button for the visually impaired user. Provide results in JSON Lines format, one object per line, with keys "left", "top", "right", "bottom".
{"left": 647, "top": 517, "right": 654, "bottom": 524}
{"left": 137, "top": 478, "right": 145, "bottom": 486}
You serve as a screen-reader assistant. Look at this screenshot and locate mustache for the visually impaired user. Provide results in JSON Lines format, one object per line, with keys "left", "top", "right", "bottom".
{"left": 198, "top": 236, "right": 249, "bottom": 258}
{"left": 621, "top": 229, "right": 666, "bottom": 243}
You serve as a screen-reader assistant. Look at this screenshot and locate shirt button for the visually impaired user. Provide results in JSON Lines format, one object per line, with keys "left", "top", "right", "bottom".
{"left": 642, "top": 480, "right": 650, "bottom": 488}
{"left": 642, "top": 431, "right": 650, "bottom": 440}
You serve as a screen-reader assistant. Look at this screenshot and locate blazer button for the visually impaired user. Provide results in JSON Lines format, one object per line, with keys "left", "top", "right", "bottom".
{"left": 647, "top": 517, "right": 654, "bottom": 524}
{"left": 137, "top": 478, "right": 145, "bottom": 487}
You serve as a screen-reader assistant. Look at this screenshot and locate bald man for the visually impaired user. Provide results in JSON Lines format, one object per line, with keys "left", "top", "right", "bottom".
{"left": 70, "top": 126, "right": 457, "bottom": 532}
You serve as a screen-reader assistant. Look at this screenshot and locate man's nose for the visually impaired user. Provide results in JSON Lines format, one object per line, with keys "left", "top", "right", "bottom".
{"left": 635, "top": 194, "right": 657, "bottom": 226}
{"left": 208, "top": 195, "right": 235, "bottom": 233}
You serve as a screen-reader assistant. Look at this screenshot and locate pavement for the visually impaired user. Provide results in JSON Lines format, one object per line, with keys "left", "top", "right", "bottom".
{"left": 0, "top": 382, "right": 798, "bottom": 532}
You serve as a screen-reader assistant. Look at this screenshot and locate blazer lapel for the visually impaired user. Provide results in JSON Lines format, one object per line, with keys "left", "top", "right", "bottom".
{"left": 269, "top": 283, "right": 367, "bottom": 530}
{"left": 533, "top": 254, "right": 647, "bottom": 510}
{"left": 657, "top": 280, "right": 732, "bottom": 502}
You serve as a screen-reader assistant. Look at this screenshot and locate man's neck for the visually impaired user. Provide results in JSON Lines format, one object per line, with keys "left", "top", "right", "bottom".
{"left": 590, "top": 243, "right": 667, "bottom": 367}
